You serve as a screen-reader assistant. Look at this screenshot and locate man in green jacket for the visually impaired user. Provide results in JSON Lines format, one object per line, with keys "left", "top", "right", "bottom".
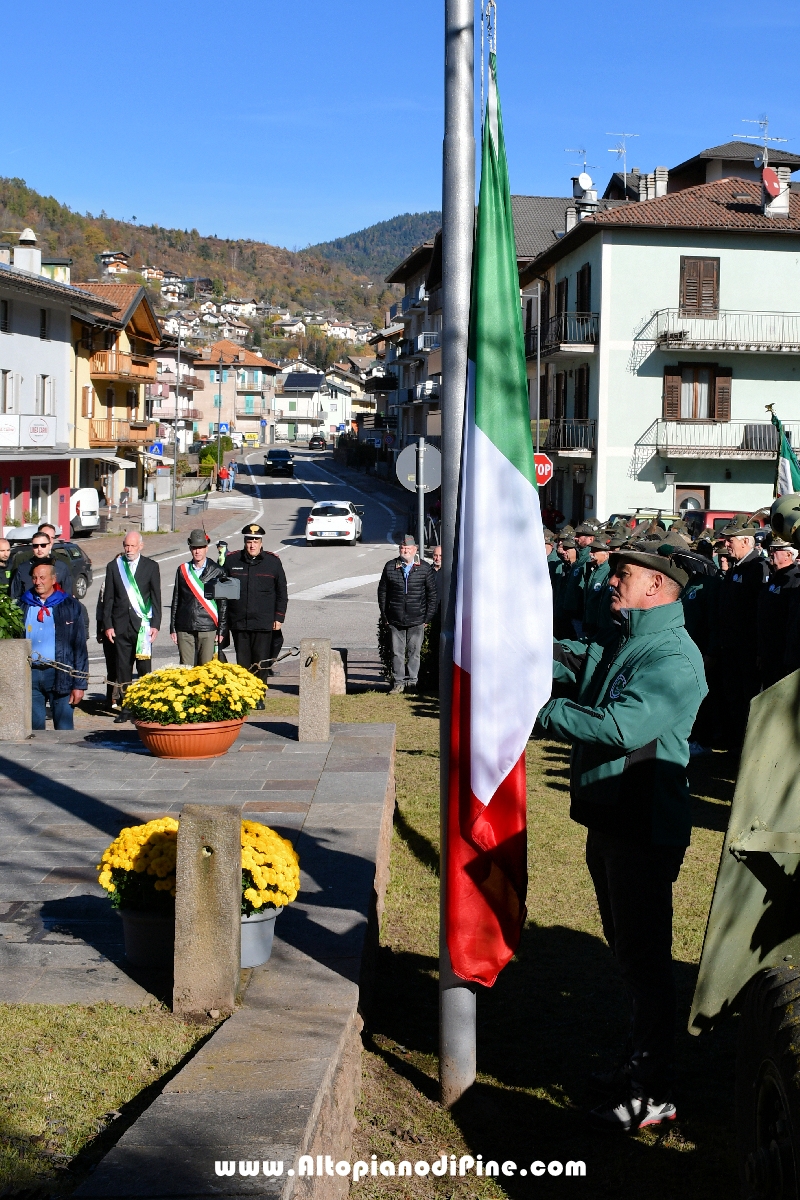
{"left": 561, "top": 522, "right": 594, "bottom": 637}
{"left": 538, "top": 543, "right": 707, "bottom": 1133}
{"left": 582, "top": 534, "right": 614, "bottom": 641}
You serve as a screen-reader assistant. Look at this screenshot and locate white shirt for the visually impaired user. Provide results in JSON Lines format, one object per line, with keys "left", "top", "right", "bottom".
{"left": 123, "top": 554, "right": 140, "bottom": 574}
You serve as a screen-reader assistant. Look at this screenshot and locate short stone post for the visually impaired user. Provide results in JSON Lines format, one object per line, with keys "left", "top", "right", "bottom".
{"left": 330, "top": 647, "right": 348, "bottom": 695}
{"left": 173, "top": 804, "right": 241, "bottom": 1019}
{"left": 0, "top": 640, "right": 32, "bottom": 741}
{"left": 299, "top": 637, "right": 331, "bottom": 742}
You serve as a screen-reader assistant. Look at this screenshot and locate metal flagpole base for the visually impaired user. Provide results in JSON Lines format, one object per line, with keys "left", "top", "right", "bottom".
{"left": 439, "top": 944, "right": 476, "bottom": 1107}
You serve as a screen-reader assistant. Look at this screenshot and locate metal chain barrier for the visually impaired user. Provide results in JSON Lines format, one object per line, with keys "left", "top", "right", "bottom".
{"left": 28, "top": 645, "right": 301, "bottom": 688}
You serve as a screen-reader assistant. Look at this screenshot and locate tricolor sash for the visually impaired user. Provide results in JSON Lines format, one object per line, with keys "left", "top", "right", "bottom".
{"left": 181, "top": 562, "right": 219, "bottom": 626}
{"left": 117, "top": 556, "right": 153, "bottom": 659}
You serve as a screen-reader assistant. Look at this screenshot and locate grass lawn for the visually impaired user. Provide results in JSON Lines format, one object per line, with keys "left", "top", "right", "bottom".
{"left": 0, "top": 1004, "right": 210, "bottom": 1196}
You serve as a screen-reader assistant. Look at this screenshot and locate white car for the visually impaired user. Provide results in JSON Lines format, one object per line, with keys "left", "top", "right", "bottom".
{"left": 306, "top": 500, "right": 363, "bottom": 545}
{"left": 70, "top": 487, "right": 100, "bottom": 536}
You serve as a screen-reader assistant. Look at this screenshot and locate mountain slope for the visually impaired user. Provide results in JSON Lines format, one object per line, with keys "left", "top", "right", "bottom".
{"left": 310, "top": 211, "right": 442, "bottom": 280}
{"left": 0, "top": 177, "right": 396, "bottom": 320}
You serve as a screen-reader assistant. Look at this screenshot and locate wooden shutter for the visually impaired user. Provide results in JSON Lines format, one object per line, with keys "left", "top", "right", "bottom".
{"left": 680, "top": 257, "right": 719, "bottom": 315}
{"left": 577, "top": 263, "right": 591, "bottom": 312}
{"left": 539, "top": 367, "right": 549, "bottom": 419}
{"left": 663, "top": 367, "right": 681, "bottom": 420}
{"left": 82, "top": 385, "right": 94, "bottom": 419}
{"left": 714, "top": 367, "right": 732, "bottom": 422}
{"left": 555, "top": 278, "right": 568, "bottom": 314}
{"left": 554, "top": 372, "right": 566, "bottom": 422}
{"left": 574, "top": 365, "right": 589, "bottom": 420}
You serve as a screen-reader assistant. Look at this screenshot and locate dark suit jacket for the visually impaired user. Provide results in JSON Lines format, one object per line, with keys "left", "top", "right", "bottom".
{"left": 102, "top": 555, "right": 162, "bottom": 633}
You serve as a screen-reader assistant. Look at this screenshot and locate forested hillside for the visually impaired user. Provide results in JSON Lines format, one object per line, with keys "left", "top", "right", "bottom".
{"left": 310, "top": 211, "right": 442, "bottom": 280}
{"left": 0, "top": 177, "right": 402, "bottom": 319}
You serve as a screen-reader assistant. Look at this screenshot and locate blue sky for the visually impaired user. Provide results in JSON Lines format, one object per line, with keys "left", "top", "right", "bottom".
{"left": 5, "top": 0, "right": 798, "bottom": 248}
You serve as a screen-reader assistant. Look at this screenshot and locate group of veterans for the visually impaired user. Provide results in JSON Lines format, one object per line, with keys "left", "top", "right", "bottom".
{"left": 538, "top": 509, "right": 791, "bottom": 1136}
{"left": 545, "top": 512, "right": 784, "bottom": 756}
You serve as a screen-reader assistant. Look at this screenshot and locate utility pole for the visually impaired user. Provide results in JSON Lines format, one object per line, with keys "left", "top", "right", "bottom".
{"left": 536, "top": 281, "right": 541, "bottom": 455}
{"left": 439, "top": 0, "right": 475, "bottom": 1109}
{"left": 417, "top": 437, "right": 426, "bottom": 553}
{"left": 171, "top": 320, "right": 181, "bottom": 532}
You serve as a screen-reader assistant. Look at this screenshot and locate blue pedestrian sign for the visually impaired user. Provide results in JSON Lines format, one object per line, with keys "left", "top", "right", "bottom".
{"left": 218, "top": 423, "right": 229, "bottom": 434}
{"left": 147, "top": 442, "right": 163, "bottom": 455}
{"left": 338, "top": 423, "right": 346, "bottom": 431}
{"left": 260, "top": 418, "right": 268, "bottom": 427}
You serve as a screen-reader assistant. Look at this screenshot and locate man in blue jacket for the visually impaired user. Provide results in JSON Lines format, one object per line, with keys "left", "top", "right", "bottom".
{"left": 22, "top": 561, "right": 88, "bottom": 730}
{"left": 539, "top": 542, "right": 707, "bottom": 1132}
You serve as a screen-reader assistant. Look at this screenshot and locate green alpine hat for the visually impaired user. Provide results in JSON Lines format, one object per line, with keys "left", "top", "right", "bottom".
{"left": 609, "top": 545, "right": 690, "bottom": 588}
{"left": 719, "top": 514, "right": 759, "bottom": 537}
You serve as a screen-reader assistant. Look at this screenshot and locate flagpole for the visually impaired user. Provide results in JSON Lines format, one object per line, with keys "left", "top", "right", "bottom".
{"left": 439, "top": 0, "right": 476, "bottom": 1108}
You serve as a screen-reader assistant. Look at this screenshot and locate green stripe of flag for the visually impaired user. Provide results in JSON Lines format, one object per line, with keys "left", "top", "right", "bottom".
{"left": 469, "top": 53, "right": 535, "bottom": 488}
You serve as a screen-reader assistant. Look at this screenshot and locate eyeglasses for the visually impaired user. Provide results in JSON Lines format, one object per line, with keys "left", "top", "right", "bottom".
{"left": 244, "top": 537, "right": 262, "bottom": 542}
{"left": 32, "top": 542, "right": 49, "bottom": 549}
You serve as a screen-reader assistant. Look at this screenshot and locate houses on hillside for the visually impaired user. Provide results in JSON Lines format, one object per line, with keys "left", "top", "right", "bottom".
{"left": 192, "top": 340, "right": 278, "bottom": 444}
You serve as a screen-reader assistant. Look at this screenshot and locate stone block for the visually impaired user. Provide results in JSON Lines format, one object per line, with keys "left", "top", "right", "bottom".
{"left": 173, "top": 804, "right": 241, "bottom": 1018}
{"left": 0, "top": 639, "right": 31, "bottom": 741}
{"left": 298, "top": 638, "right": 331, "bottom": 743}
{"left": 330, "top": 647, "right": 348, "bottom": 695}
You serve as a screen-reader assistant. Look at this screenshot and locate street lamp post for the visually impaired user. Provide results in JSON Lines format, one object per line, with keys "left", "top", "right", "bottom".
{"left": 170, "top": 319, "right": 181, "bottom": 532}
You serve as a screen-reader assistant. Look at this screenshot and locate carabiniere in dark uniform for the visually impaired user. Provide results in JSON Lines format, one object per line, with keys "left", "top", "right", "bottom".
{"left": 224, "top": 524, "right": 288, "bottom": 691}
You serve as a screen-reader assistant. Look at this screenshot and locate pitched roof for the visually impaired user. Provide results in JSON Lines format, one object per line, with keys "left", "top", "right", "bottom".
{"left": 76, "top": 282, "right": 161, "bottom": 341}
{"left": 671, "top": 140, "right": 800, "bottom": 171}
{"left": 519, "top": 177, "right": 800, "bottom": 283}
{"left": 192, "top": 339, "right": 278, "bottom": 369}
{"left": 0, "top": 263, "right": 117, "bottom": 314}
{"left": 511, "top": 195, "right": 573, "bottom": 258}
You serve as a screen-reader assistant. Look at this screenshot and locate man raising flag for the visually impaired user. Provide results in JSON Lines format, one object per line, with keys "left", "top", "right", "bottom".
{"left": 446, "top": 51, "right": 553, "bottom": 987}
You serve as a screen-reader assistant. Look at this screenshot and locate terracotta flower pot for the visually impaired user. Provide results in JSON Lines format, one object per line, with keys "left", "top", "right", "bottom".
{"left": 118, "top": 908, "right": 175, "bottom": 969}
{"left": 133, "top": 718, "right": 245, "bottom": 760}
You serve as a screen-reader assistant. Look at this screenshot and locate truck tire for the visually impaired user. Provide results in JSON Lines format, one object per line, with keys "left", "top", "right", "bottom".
{"left": 736, "top": 965, "right": 800, "bottom": 1199}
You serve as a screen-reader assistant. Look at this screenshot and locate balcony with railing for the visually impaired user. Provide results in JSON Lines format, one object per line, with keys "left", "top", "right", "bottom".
{"left": 525, "top": 312, "right": 599, "bottom": 360}
{"left": 153, "top": 372, "right": 204, "bottom": 391}
{"left": 88, "top": 419, "right": 157, "bottom": 446}
{"left": 635, "top": 309, "right": 800, "bottom": 353}
{"left": 151, "top": 407, "right": 202, "bottom": 421}
{"left": 635, "top": 418, "right": 800, "bottom": 460}
{"left": 415, "top": 332, "right": 440, "bottom": 353}
{"left": 544, "top": 419, "right": 597, "bottom": 454}
{"left": 401, "top": 286, "right": 427, "bottom": 316}
{"left": 414, "top": 381, "right": 440, "bottom": 402}
{"left": 90, "top": 351, "right": 157, "bottom": 381}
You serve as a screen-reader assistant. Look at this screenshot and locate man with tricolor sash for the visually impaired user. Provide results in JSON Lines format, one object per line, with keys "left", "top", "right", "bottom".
{"left": 102, "top": 532, "right": 162, "bottom": 689}
{"left": 170, "top": 529, "right": 229, "bottom": 666}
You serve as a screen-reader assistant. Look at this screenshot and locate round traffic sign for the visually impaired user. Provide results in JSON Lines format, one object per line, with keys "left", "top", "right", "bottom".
{"left": 534, "top": 452, "right": 554, "bottom": 487}
{"left": 395, "top": 443, "right": 442, "bottom": 493}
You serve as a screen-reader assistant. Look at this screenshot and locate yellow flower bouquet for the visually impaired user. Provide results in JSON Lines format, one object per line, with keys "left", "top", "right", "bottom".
{"left": 97, "top": 818, "right": 300, "bottom": 916}
{"left": 123, "top": 659, "right": 266, "bottom": 725}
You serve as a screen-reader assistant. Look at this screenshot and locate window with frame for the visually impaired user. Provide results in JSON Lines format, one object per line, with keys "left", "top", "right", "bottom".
{"left": 81, "top": 385, "right": 94, "bottom": 419}
{"left": 39, "top": 309, "right": 49, "bottom": 340}
{"left": 663, "top": 364, "right": 732, "bottom": 421}
{"left": 576, "top": 263, "right": 591, "bottom": 312}
{"left": 574, "top": 364, "right": 589, "bottom": 420}
{"left": 35, "top": 375, "right": 48, "bottom": 415}
{"left": 0, "top": 299, "right": 9, "bottom": 333}
{"left": 0, "top": 370, "right": 8, "bottom": 413}
{"left": 679, "top": 257, "right": 719, "bottom": 317}
{"left": 288, "top": 401, "right": 297, "bottom": 412}
{"left": 553, "top": 372, "right": 567, "bottom": 422}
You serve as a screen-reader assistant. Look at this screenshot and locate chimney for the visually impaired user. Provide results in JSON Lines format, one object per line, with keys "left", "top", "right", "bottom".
{"left": 238, "top": 349, "right": 246, "bottom": 361}
{"left": 764, "top": 165, "right": 791, "bottom": 219}
{"left": 202, "top": 347, "right": 212, "bottom": 359}
{"left": 638, "top": 175, "right": 648, "bottom": 202}
{"left": 646, "top": 173, "right": 656, "bottom": 201}
{"left": 654, "top": 167, "right": 669, "bottom": 197}
{"left": 0, "top": 244, "right": 10, "bottom": 266}
{"left": 12, "top": 228, "right": 42, "bottom": 275}
{"left": 565, "top": 206, "right": 578, "bottom": 232}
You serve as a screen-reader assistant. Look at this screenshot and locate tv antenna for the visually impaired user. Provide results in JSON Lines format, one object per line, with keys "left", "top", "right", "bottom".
{"left": 564, "top": 148, "right": 597, "bottom": 176}
{"left": 607, "top": 132, "right": 639, "bottom": 201}
{"left": 736, "top": 115, "right": 788, "bottom": 169}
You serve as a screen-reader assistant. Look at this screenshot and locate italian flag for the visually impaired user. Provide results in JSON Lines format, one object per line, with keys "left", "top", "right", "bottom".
{"left": 772, "top": 410, "right": 800, "bottom": 496}
{"left": 445, "top": 53, "right": 553, "bottom": 987}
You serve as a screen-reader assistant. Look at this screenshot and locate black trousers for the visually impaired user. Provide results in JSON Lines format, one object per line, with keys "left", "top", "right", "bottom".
{"left": 585, "top": 829, "right": 686, "bottom": 1099}
{"left": 100, "top": 637, "right": 118, "bottom": 706}
{"left": 720, "top": 658, "right": 760, "bottom": 753}
{"left": 232, "top": 630, "right": 280, "bottom": 684}
{"left": 113, "top": 618, "right": 153, "bottom": 686}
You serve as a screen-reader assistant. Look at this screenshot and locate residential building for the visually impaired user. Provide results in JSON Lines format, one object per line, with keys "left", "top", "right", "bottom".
{"left": 385, "top": 236, "right": 441, "bottom": 452}
{"left": 0, "top": 234, "right": 127, "bottom": 530}
{"left": 192, "top": 340, "right": 278, "bottom": 443}
{"left": 273, "top": 318, "right": 306, "bottom": 338}
{"left": 220, "top": 298, "right": 257, "bottom": 319}
{"left": 149, "top": 344, "right": 205, "bottom": 452}
{"left": 518, "top": 164, "right": 800, "bottom": 522}
{"left": 140, "top": 266, "right": 164, "bottom": 282}
{"left": 71, "top": 281, "right": 161, "bottom": 501}
{"left": 275, "top": 372, "right": 326, "bottom": 440}
{"left": 160, "top": 310, "right": 201, "bottom": 339}
{"left": 100, "top": 251, "right": 131, "bottom": 274}
{"left": 217, "top": 317, "right": 249, "bottom": 343}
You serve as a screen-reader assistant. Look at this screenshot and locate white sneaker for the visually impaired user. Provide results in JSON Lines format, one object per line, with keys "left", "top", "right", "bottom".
{"left": 589, "top": 1089, "right": 676, "bottom": 1132}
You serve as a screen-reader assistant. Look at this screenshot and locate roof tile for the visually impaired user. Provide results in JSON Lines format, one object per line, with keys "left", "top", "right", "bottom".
{"left": 590, "top": 177, "right": 800, "bottom": 231}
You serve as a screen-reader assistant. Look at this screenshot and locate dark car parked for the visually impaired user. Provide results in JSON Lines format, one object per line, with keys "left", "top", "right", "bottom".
{"left": 264, "top": 449, "right": 294, "bottom": 477}
{"left": 307, "top": 435, "right": 327, "bottom": 450}
{"left": 10, "top": 540, "right": 93, "bottom": 599}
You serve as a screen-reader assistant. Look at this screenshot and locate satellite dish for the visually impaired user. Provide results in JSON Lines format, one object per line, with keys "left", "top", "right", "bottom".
{"left": 763, "top": 166, "right": 781, "bottom": 198}
{"left": 754, "top": 152, "right": 765, "bottom": 169}
{"left": 577, "top": 172, "right": 593, "bottom": 191}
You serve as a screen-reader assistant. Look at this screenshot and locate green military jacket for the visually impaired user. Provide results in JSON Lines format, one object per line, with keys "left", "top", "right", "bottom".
{"left": 582, "top": 560, "right": 614, "bottom": 640}
{"left": 539, "top": 603, "right": 707, "bottom": 847}
{"left": 561, "top": 546, "right": 591, "bottom": 621}
{"left": 0, "top": 566, "right": 11, "bottom": 595}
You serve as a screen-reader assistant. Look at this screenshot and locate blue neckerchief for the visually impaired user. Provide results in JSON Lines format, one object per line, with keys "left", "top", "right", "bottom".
{"left": 21, "top": 588, "right": 69, "bottom": 612}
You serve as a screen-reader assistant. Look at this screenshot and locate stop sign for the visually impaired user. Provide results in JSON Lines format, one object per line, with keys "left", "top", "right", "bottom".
{"left": 534, "top": 452, "right": 553, "bottom": 487}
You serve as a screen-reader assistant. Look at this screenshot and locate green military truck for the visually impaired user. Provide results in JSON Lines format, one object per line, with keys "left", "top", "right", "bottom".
{"left": 690, "top": 493, "right": 800, "bottom": 1199}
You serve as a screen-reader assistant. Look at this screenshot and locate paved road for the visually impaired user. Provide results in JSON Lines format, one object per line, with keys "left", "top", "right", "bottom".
{"left": 81, "top": 450, "right": 409, "bottom": 691}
